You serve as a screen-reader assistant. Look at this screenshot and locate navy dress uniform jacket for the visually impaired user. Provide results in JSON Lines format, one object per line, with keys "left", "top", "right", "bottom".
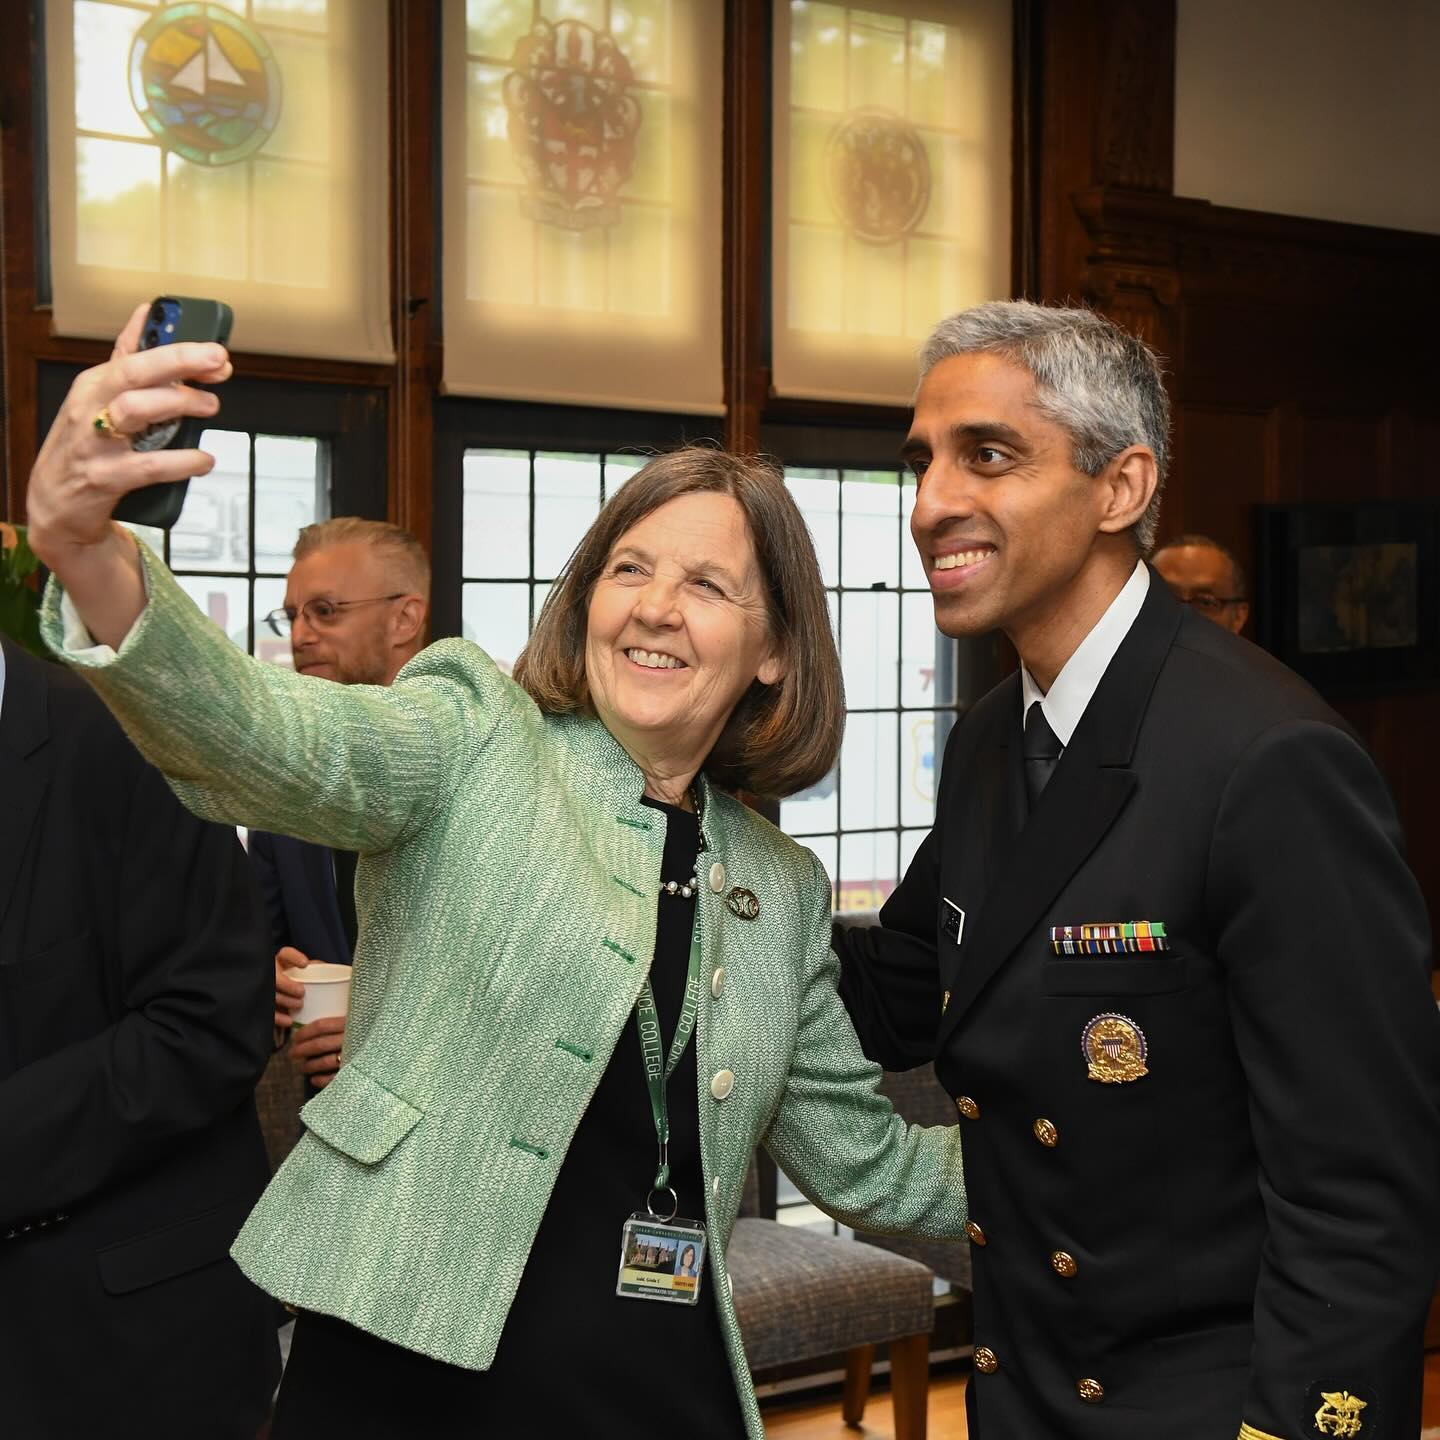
{"left": 836, "top": 575, "right": 1440, "bottom": 1440}
{"left": 0, "top": 640, "right": 280, "bottom": 1438}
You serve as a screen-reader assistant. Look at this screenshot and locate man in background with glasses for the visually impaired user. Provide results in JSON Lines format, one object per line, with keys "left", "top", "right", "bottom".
{"left": 256, "top": 518, "right": 429, "bottom": 1093}
{"left": 1151, "top": 532, "right": 1250, "bottom": 634}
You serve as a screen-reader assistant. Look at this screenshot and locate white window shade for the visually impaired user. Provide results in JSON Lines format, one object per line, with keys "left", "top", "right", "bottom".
{"left": 46, "top": 0, "right": 392, "bottom": 363}
{"left": 442, "top": 0, "right": 723, "bottom": 414}
{"left": 772, "top": 0, "right": 1012, "bottom": 405}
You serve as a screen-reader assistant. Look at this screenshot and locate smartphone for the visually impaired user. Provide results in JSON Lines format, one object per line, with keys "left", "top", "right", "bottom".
{"left": 113, "top": 295, "right": 235, "bottom": 531}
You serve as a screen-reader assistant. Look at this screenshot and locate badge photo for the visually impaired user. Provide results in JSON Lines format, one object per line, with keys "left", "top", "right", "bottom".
{"left": 616, "top": 1214, "right": 708, "bottom": 1305}
{"left": 942, "top": 898, "right": 966, "bottom": 946}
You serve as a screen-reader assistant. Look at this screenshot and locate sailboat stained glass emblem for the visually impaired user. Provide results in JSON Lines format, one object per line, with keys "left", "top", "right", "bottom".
{"left": 129, "top": 3, "right": 282, "bottom": 167}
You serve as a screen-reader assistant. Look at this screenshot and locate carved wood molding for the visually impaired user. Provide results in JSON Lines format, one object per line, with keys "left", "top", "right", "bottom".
{"left": 1073, "top": 188, "right": 1440, "bottom": 304}
{"left": 1093, "top": 0, "right": 1175, "bottom": 192}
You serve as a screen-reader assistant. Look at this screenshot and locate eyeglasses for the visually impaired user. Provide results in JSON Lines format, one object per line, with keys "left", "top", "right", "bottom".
{"left": 264, "top": 594, "right": 405, "bottom": 636}
{"left": 1179, "top": 593, "right": 1244, "bottom": 617}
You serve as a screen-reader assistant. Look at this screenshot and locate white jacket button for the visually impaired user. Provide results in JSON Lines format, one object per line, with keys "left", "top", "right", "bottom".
{"left": 710, "top": 1069, "right": 735, "bottom": 1100}
{"left": 711, "top": 966, "right": 726, "bottom": 999}
{"left": 709, "top": 862, "right": 726, "bottom": 893}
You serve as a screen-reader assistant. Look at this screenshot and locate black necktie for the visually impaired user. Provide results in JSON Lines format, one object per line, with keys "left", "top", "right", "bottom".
{"left": 1023, "top": 702, "right": 1064, "bottom": 808}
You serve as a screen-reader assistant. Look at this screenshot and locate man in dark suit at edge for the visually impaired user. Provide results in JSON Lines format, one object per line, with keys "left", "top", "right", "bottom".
{"left": 258, "top": 518, "right": 429, "bottom": 1089}
{"left": 833, "top": 301, "right": 1440, "bottom": 1439}
{"left": 0, "top": 635, "right": 279, "bottom": 1436}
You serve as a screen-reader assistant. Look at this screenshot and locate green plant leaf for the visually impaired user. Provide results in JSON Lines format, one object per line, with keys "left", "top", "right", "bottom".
{"left": 0, "top": 524, "right": 47, "bottom": 658}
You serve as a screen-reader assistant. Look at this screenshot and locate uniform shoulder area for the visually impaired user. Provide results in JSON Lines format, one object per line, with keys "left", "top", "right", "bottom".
{"left": 11, "top": 645, "right": 148, "bottom": 783}
{"left": 30, "top": 648, "right": 129, "bottom": 740}
{"left": 1165, "top": 609, "right": 1348, "bottom": 741}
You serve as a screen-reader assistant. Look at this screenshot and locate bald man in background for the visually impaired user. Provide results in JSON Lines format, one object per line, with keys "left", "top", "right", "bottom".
{"left": 1151, "top": 533, "right": 1249, "bottom": 634}
{"left": 254, "top": 519, "right": 429, "bottom": 1089}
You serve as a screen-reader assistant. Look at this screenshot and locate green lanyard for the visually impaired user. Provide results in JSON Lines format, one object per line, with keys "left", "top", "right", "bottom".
{"left": 634, "top": 919, "right": 703, "bottom": 1194}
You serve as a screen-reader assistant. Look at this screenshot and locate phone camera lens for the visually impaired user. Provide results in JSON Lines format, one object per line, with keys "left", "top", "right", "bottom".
{"left": 144, "top": 327, "right": 160, "bottom": 346}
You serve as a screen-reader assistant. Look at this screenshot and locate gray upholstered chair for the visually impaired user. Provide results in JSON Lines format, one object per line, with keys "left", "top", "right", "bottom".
{"left": 728, "top": 1157, "right": 937, "bottom": 1439}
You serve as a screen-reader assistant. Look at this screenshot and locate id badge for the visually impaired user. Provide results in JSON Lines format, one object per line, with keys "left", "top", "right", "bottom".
{"left": 616, "top": 1213, "right": 708, "bottom": 1305}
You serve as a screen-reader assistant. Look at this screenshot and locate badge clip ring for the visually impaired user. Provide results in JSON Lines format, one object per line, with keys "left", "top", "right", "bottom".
{"left": 645, "top": 1187, "right": 679, "bottom": 1223}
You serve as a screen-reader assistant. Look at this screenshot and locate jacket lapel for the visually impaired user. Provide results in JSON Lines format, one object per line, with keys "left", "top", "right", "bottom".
{"left": 936, "top": 575, "right": 1183, "bottom": 1041}
{"left": 0, "top": 642, "right": 52, "bottom": 940}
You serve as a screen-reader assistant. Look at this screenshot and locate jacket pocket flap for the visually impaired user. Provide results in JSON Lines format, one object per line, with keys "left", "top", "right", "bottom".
{"left": 1041, "top": 957, "right": 1187, "bottom": 996}
{"left": 96, "top": 1196, "right": 251, "bottom": 1296}
{"left": 301, "top": 1063, "right": 424, "bottom": 1165}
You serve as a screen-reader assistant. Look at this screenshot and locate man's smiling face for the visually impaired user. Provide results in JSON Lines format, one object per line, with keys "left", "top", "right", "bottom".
{"left": 904, "top": 351, "right": 1114, "bottom": 642}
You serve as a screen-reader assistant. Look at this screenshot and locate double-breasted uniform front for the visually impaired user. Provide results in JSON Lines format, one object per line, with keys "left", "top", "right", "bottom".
{"left": 838, "top": 574, "right": 1440, "bottom": 1439}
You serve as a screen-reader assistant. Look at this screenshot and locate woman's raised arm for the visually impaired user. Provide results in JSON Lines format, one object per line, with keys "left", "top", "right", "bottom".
{"left": 26, "top": 307, "right": 513, "bottom": 853}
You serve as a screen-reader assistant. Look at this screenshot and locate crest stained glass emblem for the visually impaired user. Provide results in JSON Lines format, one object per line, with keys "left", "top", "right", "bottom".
{"left": 502, "top": 18, "right": 643, "bottom": 232}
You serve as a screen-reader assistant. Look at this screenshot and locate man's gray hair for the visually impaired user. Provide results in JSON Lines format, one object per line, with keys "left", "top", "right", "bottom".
{"left": 919, "top": 301, "right": 1170, "bottom": 552}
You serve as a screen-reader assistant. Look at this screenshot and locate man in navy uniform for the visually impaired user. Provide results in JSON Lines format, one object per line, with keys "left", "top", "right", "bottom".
{"left": 835, "top": 301, "right": 1440, "bottom": 1439}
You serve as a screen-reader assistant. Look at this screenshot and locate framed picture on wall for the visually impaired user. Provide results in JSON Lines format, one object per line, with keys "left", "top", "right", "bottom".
{"left": 1254, "top": 502, "right": 1440, "bottom": 694}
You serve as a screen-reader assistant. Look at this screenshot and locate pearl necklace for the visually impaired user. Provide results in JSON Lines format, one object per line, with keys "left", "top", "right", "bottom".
{"left": 659, "top": 787, "right": 706, "bottom": 900}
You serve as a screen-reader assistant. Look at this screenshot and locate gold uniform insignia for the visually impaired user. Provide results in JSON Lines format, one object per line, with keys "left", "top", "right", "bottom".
{"left": 1313, "top": 1391, "right": 1367, "bottom": 1437}
{"left": 1080, "top": 1012, "right": 1149, "bottom": 1083}
{"left": 941, "top": 989, "right": 950, "bottom": 1014}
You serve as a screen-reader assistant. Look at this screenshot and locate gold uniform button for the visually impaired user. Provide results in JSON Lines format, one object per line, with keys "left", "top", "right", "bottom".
{"left": 956, "top": 1095, "right": 980, "bottom": 1120}
{"left": 1050, "top": 1250, "right": 1077, "bottom": 1278}
{"left": 1033, "top": 1118, "right": 1059, "bottom": 1147}
{"left": 964, "top": 1221, "right": 987, "bottom": 1247}
{"left": 1077, "top": 1378, "right": 1105, "bottom": 1403}
{"left": 974, "top": 1347, "right": 998, "bottom": 1374}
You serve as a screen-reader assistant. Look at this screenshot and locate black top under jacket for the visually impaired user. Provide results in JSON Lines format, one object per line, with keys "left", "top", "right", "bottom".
{"left": 836, "top": 573, "right": 1440, "bottom": 1440}
{"left": 269, "top": 795, "right": 744, "bottom": 1439}
{"left": 0, "top": 639, "right": 280, "bottom": 1439}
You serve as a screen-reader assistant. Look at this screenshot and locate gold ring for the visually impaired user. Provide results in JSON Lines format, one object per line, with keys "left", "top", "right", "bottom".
{"left": 93, "top": 407, "right": 131, "bottom": 440}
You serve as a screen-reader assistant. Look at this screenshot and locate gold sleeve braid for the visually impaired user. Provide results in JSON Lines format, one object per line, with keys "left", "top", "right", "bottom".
{"left": 1238, "top": 1425, "right": 1286, "bottom": 1440}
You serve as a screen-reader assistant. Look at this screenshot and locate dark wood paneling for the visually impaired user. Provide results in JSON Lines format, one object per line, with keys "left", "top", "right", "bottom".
{"left": 387, "top": 0, "right": 439, "bottom": 551}
{"left": 1031, "top": 0, "right": 1440, "bottom": 928}
{"left": 723, "top": 0, "right": 770, "bottom": 454}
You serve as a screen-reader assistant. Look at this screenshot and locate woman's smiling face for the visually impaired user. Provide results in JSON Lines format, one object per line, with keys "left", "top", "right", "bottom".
{"left": 585, "top": 492, "right": 783, "bottom": 778}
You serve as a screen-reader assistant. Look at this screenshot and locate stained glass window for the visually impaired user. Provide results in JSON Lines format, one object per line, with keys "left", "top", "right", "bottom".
{"left": 46, "top": 0, "right": 391, "bottom": 361}
{"left": 443, "top": 0, "right": 724, "bottom": 412}
{"left": 772, "top": 0, "right": 1012, "bottom": 404}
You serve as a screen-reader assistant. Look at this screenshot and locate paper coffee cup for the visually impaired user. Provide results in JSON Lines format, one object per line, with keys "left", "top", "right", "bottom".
{"left": 284, "top": 962, "right": 352, "bottom": 1026}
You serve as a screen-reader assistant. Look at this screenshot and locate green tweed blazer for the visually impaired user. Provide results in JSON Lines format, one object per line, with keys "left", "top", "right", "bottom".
{"left": 43, "top": 549, "right": 966, "bottom": 1436}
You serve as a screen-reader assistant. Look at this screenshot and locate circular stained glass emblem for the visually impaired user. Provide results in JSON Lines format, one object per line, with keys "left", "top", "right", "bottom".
{"left": 129, "top": 4, "right": 281, "bottom": 167}
{"left": 824, "top": 109, "right": 931, "bottom": 245}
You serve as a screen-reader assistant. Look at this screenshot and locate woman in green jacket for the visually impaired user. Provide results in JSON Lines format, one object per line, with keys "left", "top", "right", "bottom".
{"left": 28, "top": 312, "right": 965, "bottom": 1437}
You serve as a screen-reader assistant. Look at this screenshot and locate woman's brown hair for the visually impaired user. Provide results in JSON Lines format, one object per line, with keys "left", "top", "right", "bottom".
{"left": 513, "top": 446, "right": 844, "bottom": 798}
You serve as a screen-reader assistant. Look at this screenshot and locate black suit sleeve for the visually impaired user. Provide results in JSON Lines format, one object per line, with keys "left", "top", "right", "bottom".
{"left": 835, "top": 790, "right": 948, "bottom": 1072}
{"left": 0, "top": 750, "right": 273, "bottom": 1224}
{"left": 1208, "top": 719, "right": 1440, "bottom": 1436}
{"left": 246, "top": 829, "right": 292, "bottom": 954}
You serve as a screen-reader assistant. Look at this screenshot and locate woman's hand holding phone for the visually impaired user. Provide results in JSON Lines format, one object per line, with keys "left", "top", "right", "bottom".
{"left": 25, "top": 300, "right": 233, "bottom": 648}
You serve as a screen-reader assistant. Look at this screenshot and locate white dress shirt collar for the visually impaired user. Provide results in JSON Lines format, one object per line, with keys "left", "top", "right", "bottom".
{"left": 1019, "top": 561, "right": 1150, "bottom": 746}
